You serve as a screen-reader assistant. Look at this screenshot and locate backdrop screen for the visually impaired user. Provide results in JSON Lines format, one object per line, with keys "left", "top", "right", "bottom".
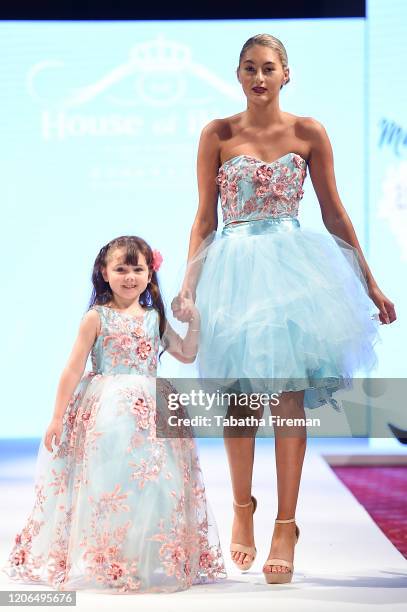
{"left": 0, "top": 10, "right": 404, "bottom": 437}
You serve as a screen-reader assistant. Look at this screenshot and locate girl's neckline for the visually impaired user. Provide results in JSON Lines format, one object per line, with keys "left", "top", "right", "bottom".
{"left": 218, "top": 152, "right": 307, "bottom": 172}
{"left": 100, "top": 304, "right": 150, "bottom": 320}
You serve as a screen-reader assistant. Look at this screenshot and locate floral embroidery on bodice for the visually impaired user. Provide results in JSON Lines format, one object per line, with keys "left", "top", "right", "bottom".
{"left": 90, "top": 305, "right": 160, "bottom": 376}
{"left": 216, "top": 153, "right": 307, "bottom": 225}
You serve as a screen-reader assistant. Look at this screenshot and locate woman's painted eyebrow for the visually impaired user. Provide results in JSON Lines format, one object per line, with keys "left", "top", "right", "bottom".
{"left": 243, "top": 59, "right": 276, "bottom": 66}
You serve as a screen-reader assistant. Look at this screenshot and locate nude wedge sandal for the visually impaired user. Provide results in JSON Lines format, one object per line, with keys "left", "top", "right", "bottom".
{"left": 263, "top": 517, "right": 300, "bottom": 584}
{"left": 230, "top": 495, "right": 257, "bottom": 571}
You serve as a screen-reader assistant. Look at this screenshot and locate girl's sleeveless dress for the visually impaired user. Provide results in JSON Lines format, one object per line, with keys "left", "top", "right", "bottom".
{"left": 192, "top": 153, "right": 381, "bottom": 409}
{"left": 2, "top": 305, "right": 226, "bottom": 593}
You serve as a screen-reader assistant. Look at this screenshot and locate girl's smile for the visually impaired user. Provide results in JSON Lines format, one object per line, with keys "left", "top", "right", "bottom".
{"left": 101, "top": 247, "right": 151, "bottom": 307}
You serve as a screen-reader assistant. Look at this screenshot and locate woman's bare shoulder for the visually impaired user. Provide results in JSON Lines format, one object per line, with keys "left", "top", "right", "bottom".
{"left": 201, "top": 113, "right": 243, "bottom": 138}
{"left": 291, "top": 114, "right": 327, "bottom": 136}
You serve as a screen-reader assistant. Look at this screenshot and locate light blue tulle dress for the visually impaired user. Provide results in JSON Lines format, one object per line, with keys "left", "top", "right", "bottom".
{"left": 193, "top": 153, "right": 380, "bottom": 409}
{"left": 2, "top": 305, "right": 226, "bottom": 593}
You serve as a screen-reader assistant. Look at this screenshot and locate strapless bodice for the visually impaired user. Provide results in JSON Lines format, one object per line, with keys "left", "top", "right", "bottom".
{"left": 216, "top": 153, "right": 307, "bottom": 226}
{"left": 90, "top": 305, "right": 160, "bottom": 375}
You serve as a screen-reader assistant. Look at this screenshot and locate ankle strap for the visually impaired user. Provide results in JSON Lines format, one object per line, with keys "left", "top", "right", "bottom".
{"left": 233, "top": 499, "right": 253, "bottom": 508}
{"left": 275, "top": 517, "right": 295, "bottom": 523}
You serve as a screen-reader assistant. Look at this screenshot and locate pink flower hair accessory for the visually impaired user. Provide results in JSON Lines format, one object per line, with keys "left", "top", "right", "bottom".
{"left": 151, "top": 249, "right": 163, "bottom": 272}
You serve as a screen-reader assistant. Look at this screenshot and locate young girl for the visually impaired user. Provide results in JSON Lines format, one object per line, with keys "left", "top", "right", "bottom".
{"left": 2, "top": 235, "right": 226, "bottom": 594}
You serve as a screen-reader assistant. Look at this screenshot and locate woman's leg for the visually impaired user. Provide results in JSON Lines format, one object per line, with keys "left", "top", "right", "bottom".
{"left": 224, "top": 393, "right": 263, "bottom": 566}
{"left": 264, "top": 389, "right": 307, "bottom": 574}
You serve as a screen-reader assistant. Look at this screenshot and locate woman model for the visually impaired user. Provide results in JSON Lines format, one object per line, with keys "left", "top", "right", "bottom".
{"left": 171, "top": 34, "right": 396, "bottom": 584}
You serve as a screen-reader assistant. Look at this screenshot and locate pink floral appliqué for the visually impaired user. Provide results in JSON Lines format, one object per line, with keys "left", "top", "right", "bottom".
{"left": 218, "top": 154, "right": 307, "bottom": 225}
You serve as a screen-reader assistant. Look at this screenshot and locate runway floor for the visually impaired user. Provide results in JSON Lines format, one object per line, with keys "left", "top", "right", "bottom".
{"left": 1, "top": 438, "right": 406, "bottom": 612}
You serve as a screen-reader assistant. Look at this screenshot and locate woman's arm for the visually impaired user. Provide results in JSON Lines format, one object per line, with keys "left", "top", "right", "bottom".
{"left": 180, "top": 120, "right": 221, "bottom": 297}
{"left": 44, "top": 309, "right": 100, "bottom": 451}
{"left": 305, "top": 118, "right": 396, "bottom": 324}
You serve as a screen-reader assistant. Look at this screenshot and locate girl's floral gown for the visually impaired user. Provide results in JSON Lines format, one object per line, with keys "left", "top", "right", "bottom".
{"left": 2, "top": 305, "right": 226, "bottom": 594}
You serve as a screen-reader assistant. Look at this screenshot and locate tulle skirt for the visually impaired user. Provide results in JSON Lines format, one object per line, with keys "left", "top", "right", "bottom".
{"left": 192, "top": 216, "right": 381, "bottom": 410}
{"left": 2, "top": 373, "right": 226, "bottom": 593}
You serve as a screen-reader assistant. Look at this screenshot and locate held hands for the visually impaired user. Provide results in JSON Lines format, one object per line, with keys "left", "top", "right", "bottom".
{"left": 368, "top": 284, "right": 397, "bottom": 325}
{"left": 171, "top": 288, "right": 197, "bottom": 323}
{"left": 44, "top": 418, "right": 63, "bottom": 453}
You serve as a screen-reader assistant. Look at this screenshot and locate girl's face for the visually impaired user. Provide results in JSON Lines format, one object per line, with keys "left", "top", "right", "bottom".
{"left": 101, "top": 247, "right": 151, "bottom": 304}
{"left": 237, "top": 45, "right": 288, "bottom": 103}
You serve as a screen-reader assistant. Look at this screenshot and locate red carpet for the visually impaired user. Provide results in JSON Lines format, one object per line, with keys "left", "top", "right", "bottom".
{"left": 331, "top": 466, "right": 407, "bottom": 559}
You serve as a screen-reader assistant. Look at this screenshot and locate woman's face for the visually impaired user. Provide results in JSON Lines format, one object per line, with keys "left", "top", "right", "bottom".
{"left": 237, "top": 44, "right": 288, "bottom": 103}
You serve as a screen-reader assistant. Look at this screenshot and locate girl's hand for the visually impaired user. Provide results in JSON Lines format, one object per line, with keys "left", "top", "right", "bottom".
{"left": 368, "top": 285, "right": 397, "bottom": 325}
{"left": 171, "top": 288, "right": 196, "bottom": 322}
{"left": 44, "top": 418, "right": 63, "bottom": 453}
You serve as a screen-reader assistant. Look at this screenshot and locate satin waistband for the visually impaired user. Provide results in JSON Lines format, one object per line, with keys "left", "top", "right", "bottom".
{"left": 221, "top": 216, "right": 300, "bottom": 237}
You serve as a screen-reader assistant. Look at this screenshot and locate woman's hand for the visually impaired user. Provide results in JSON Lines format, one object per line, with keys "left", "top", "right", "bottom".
{"left": 171, "top": 288, "right": 196, "bottom": 322}
{"left": 368, "top": 284, "right": 397, "bottom": 325}
{"left": 44, "top": 418, "right": 63, "bottom": 453}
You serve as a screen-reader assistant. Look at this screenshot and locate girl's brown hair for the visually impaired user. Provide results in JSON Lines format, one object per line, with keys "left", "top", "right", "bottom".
{"left": 88, "top": 235, "right": 168, "bottom": 359}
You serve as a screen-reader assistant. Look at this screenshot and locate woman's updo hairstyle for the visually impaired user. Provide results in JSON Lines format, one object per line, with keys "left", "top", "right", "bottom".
{"left": 238, "top": 33, "right": 290, "bottom": 90}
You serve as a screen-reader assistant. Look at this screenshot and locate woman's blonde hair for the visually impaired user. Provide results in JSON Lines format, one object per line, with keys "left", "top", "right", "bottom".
{"left": 238, "top": 34, "right": 290, "bottom": 89}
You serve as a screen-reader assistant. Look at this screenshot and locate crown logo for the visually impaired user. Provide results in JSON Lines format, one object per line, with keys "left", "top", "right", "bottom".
{"left": 129, "top": 36, "right": 191, "bottom": 70}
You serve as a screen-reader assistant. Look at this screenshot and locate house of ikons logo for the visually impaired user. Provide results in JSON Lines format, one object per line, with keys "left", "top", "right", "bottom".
{"left": 26, "top": 36, "right": 242, "bottom": 142}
